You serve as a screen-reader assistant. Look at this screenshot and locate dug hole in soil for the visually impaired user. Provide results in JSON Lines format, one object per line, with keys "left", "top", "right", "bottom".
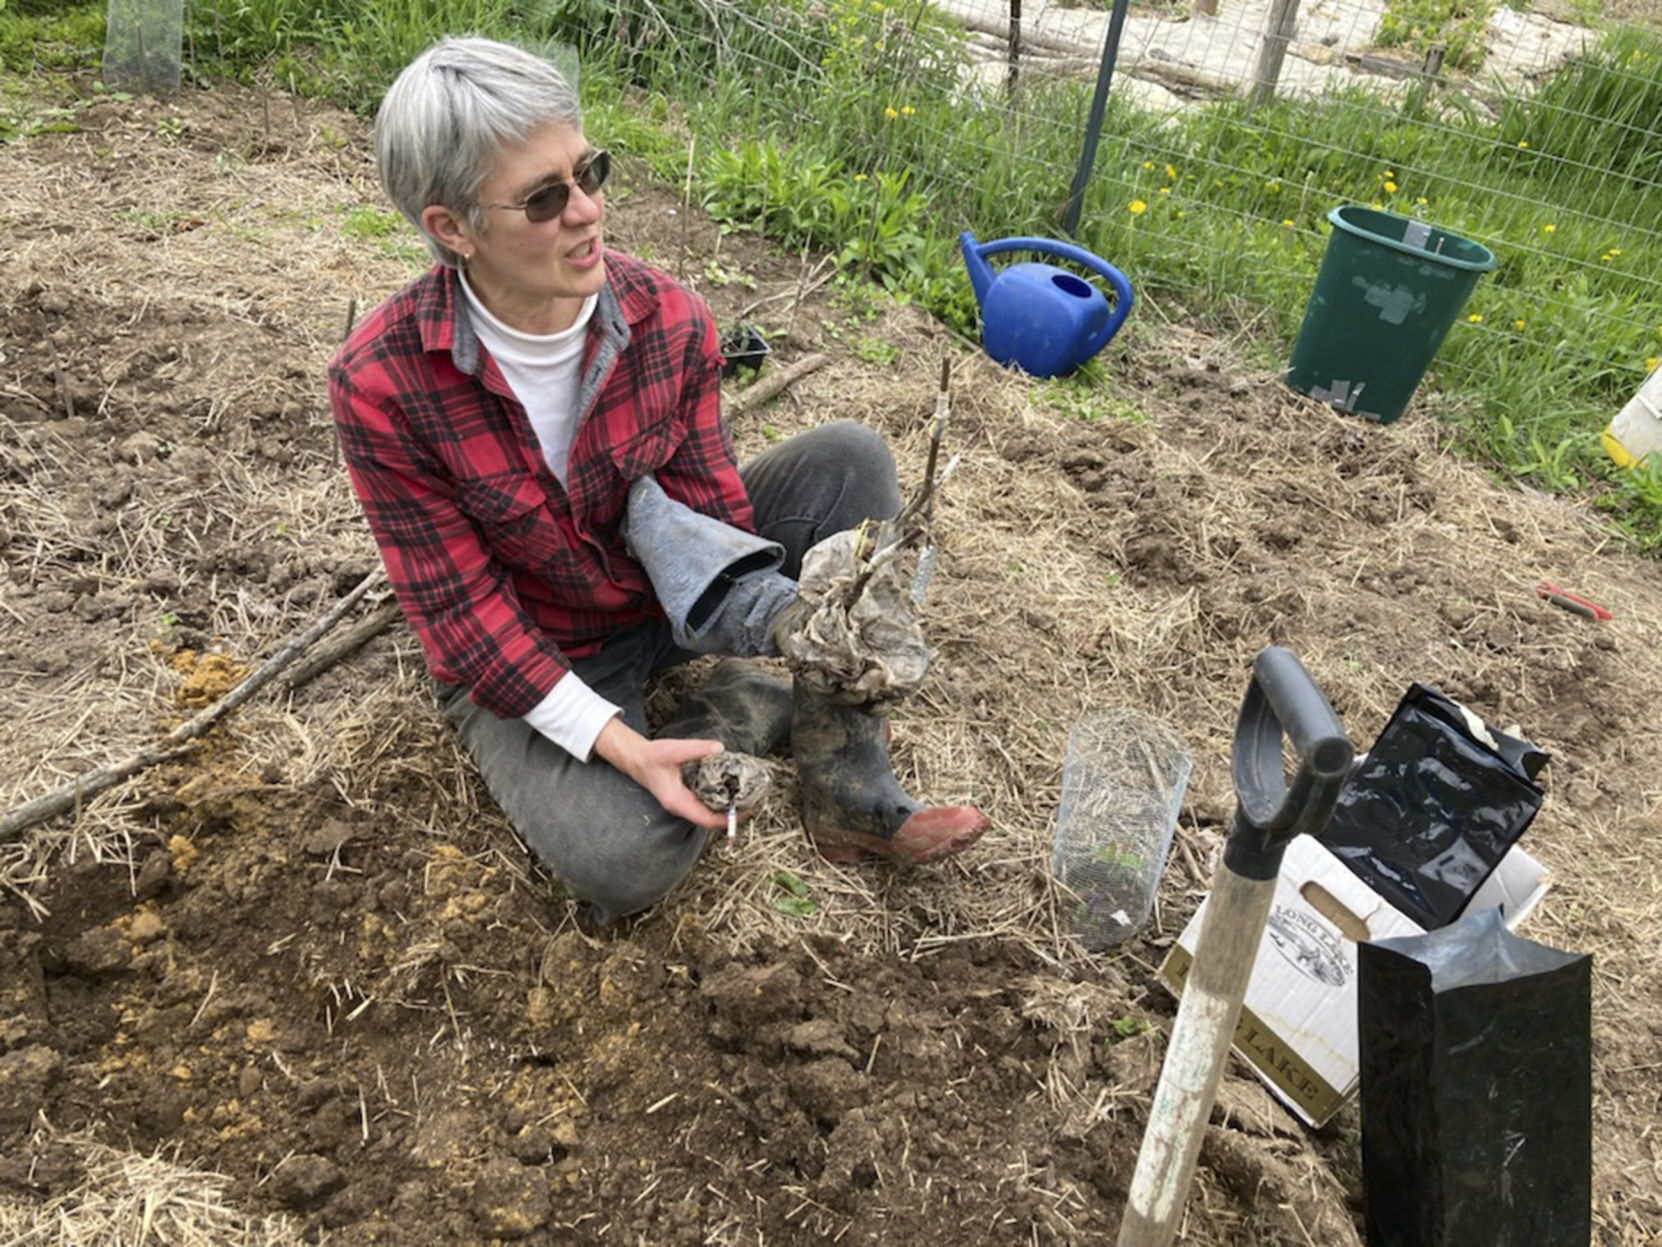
{"left": 2, "top": 82, "right": 1660, "bottom": 1245}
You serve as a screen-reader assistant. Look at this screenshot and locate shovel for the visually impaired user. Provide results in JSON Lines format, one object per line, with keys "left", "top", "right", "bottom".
{"left": 1117, "top": 646, "right": 1353, "bottom": 1247}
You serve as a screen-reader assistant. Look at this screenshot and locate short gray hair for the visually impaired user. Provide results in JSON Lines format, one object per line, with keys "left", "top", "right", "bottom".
{"left": 374, "top": 37, "right": 583, "bottom": 269}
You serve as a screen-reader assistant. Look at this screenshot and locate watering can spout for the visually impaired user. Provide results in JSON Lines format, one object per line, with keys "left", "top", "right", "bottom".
{"left": 959, "top": 231, "right": 994, "bottom": 306}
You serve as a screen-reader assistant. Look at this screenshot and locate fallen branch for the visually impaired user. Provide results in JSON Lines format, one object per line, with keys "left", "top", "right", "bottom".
{"left": 0, "top": 569, "right": 386, "bottom": 843}
{"left": 726, "top": 352, "right": 828, "bottom": 416}
{"left": 285, "top": 596, "right": 403, "bottom": 691}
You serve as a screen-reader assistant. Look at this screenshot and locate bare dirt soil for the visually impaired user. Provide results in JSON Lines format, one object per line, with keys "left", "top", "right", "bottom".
{"left": 2, "top": 81, "right": 1660, "bottom": 1244}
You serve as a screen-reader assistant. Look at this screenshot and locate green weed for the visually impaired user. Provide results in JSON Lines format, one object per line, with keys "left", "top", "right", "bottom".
{"left": 0, "top": 4, "right": 102, "bottom": 72}
{"left": 1375, "top": 0, "right": 1496, "bottom": 71}
{"left": 770, "top": 870, "right": 816, "bottom": 918}
{"left": 851, "top": 335, "right": 901, "bottom": 367}
{"left": 341, "top": 203, "right": 402, "bottom": 240}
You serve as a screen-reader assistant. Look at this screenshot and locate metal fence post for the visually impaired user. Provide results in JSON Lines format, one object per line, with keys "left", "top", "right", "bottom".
{"left": 1008, "top": 0, "right": 1023, "bottom": 94}
{"left": 1063, "top": 0, "right": 1132, "bottom": 238}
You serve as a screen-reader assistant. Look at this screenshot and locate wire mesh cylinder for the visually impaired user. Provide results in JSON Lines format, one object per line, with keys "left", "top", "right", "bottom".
{"left": 103, "top": 0, "right": 184, "bottom": 96}
{"left": 1052, "top": 708, "right": 1191, "bottom": 950}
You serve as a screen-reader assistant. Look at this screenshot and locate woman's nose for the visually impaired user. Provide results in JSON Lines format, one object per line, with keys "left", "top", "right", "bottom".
{"left": 562, "top": 181, "right": 604, "bottom": 225}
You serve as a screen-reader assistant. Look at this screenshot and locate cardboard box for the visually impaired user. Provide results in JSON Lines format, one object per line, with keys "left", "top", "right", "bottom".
{"left": 1157, "top": 835, "right": 1550, "bottom": 1127}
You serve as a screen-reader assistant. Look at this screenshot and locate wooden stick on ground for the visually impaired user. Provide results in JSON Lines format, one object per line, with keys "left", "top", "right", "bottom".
{"left": 726, "top": 352, "right": 828, "bottom": 416}
{"left": 285, "top": 596, "right": 403, "bottom": 691}
{"left": 0, "top": 569, "right": 386, "bottom": 843}
{"left": 38, "top": 311, "right": 74, "bottom": 421}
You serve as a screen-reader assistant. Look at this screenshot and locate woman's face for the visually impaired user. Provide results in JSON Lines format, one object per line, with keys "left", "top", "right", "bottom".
{"left": 457, "top": 121, "right": 607, "bottom": 334}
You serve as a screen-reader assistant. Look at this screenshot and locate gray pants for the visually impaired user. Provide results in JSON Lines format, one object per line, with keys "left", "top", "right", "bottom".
{"left": 435, "top": 421, "right": 902, "bottom": 921}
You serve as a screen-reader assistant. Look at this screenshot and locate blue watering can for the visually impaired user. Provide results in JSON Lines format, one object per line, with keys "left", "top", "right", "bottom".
{"left": 960, "top": 232, "right": 1134, "bottom": 379}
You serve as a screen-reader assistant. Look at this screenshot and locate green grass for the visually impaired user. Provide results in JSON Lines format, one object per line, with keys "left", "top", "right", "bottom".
{"left": 1375, "top": 0, "right": 1506, "bottom": 71}
{"left": 0, "top": 3, "right": 102, "bottom": 72}
{"left": 9, "top": 0, "right": 1662, "bottom": 548}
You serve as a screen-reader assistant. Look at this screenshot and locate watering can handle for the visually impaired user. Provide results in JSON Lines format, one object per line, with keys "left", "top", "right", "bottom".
{"left": 1225, "top": 646, "right": 1353, "bottom": 878}
{"left": 969, "top": 235, "right": 1135, "bottom": 353}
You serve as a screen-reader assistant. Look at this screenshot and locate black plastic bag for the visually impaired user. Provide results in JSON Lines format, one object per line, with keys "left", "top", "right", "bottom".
{"left": 1322, "top": 684, "right": 1547, "bottom": 929}
{"left": 1358, "top": 909, "right": 1591, "bottom": 1246}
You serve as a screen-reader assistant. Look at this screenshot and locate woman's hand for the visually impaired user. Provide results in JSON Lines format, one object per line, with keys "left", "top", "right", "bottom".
{"left": 593, "top": 717, "right": 729, "bottom": 830}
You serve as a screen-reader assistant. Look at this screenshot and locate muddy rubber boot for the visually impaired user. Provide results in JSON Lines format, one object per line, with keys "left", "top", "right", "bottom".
{"left": 791, "top": 678, "right": 989, "bottom": 865}
{"left": 658, "top": 659, "right": 794, "bottom": 756}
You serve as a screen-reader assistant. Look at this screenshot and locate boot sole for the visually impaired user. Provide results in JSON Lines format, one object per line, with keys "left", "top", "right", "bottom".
{"left": 811, "top": 807, "right": 989, "bottom": 866}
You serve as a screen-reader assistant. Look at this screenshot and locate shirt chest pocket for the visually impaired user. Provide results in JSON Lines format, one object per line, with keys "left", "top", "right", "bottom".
{"left": 607, "top": 420, "right": 682, "bottom": 482}
{"left": 454, "top": 473, "right": 590, "bottom": 589}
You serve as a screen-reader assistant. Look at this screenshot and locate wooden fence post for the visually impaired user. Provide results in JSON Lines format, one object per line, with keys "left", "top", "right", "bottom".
{"left": 1250, "top": 0, "right": 1302, "bottom": 110}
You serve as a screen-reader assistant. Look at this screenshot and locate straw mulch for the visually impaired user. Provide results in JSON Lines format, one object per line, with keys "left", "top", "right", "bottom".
{"left": 2, "top": 80, "right": 1659, "bottom": 1244}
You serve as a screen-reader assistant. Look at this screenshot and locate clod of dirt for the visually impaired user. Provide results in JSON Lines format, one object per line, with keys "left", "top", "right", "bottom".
{"left": 62, "top": 927, "right": 130, "bottom": 979}
{"left": 0, "top": 1048, "right": 65, "bottom": 1134}
{"left": 269, "top": 1153, "right": 346, "bottom": 1212}
{"left": 472, "top": 1157, "right": 552, "bottom": 1239}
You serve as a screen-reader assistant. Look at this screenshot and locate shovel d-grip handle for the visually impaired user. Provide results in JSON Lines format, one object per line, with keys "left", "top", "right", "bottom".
{"left": 1117, "top": 648, "right": 1351, "bottom": 1247}
{"left": 1225, "top": 646, "right": 1354, "bottom": 879}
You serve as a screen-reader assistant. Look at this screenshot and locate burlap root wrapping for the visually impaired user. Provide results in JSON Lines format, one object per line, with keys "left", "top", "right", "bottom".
{"left": 778, "top": 523, "right": 930, "bottom": 712}
{"left": 681, "top": 752, "right": 773, "bottom": 812}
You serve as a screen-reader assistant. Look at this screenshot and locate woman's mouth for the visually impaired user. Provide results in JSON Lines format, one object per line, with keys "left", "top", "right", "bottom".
{"left": 565, "top": 236, "right": 602, "bottom": 268}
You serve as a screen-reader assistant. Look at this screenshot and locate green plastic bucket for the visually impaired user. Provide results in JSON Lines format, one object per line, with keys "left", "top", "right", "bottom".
{"left": 1286, "top": 205, "right": 1497, "bottom": 425}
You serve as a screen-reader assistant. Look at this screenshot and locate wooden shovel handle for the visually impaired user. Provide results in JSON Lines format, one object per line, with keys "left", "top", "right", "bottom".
{"left": 1117, "top": 866, "right": 1278, "bottom": 1247}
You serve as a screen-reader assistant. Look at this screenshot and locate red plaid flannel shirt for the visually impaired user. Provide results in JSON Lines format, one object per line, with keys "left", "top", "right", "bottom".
{"left": 328, "top": 253, "right": 753, "bottom": 718}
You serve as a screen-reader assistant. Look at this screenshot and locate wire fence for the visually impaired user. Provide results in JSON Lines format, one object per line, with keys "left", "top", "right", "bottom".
{"left": 556, "top": 0, "right": 1660, "bottom": 414}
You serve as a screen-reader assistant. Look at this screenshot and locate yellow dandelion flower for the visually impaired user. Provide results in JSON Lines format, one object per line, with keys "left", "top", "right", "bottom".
{"left": 1467, "top": 313, "right": 1483, "bottom": 324}
{"left": 1385, "top": 169, "right": 1395, "bottom": 178}
{"left": 1517, "top": 140, "right": 1528, "bottom": 148}
{"left": 884, "top": 106, "right": 898, "bottom": 120}
{"left": 1416, "top": 196, "right": 1428, "bottom": 206}
{"left": 901, "top": 105, "right": 914, "bottom": 115}
{"left": 853, "top": 173, "right": 868, "bottom": 182}
{"left": 1158, "top": 187, "right": 1171, "bottom": 195}
{"left": 1371, "top": 201, "right": 1383, "bottom": 209}
{"left": 1282, "top": 219, "right": 1295, "bottom": 227}
{"left": 1648, "top": 357, "right": 1661, "bottom": 373}
{"left": 1165, "top": 163, "right": 1177, "bottom": 180}
{"left": 1129, "top": 199, "right": 1148, "bottom": 214}
{"left": 1143, "top": 161, "right": 1154, "bottom": 170}
{"left": 1542, "top": 223, "right": 1556, "bottom": 233}
{"left": 1513, "top": 319, "right": 1526, "bottom": 331}
{"left": 1384, "top": 180, "right": 1397, "bottom": 193}
{"left": 1609, "top": 248, "right": 1622, "bottom": 256}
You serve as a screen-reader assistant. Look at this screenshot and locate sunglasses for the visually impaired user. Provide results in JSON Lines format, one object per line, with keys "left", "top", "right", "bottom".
{"left": 483, "top": 149, "right": 610, "bottom": 224}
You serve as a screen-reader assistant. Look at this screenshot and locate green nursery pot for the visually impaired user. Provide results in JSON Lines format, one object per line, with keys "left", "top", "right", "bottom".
{"left": 1286, "top": 205, "right": 1497, "bottom": 425}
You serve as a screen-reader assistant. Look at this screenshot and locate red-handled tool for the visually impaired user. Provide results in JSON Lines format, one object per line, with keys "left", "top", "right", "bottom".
{"left": 1535, "top": 581, "right": 1612, "bottom": 621}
